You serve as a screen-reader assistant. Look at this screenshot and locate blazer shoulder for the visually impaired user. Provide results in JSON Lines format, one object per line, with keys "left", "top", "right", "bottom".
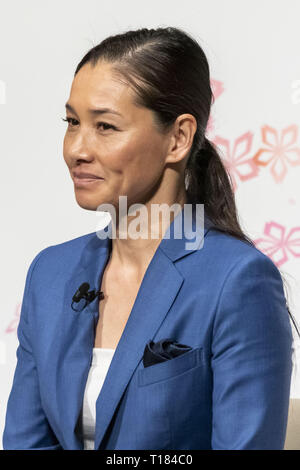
{"left": 202, "top": 228, "right": 282, "bottom": 280}
{"left": 27, "top": 231, "right": 102, "bottom": 277}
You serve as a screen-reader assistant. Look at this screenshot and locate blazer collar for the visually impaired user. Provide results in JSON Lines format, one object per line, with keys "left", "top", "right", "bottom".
{"left": 57, "top": 206, "right": 213, "bottom": 449}
{"left": 82, "top": 204, "right": 214, "bottom": 267}
{"left": 158, "top": 205, "right": 214, "bottom": 261}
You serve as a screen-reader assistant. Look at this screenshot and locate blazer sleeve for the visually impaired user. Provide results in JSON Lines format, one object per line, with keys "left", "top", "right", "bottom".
{"left": 211, "top": 251, "right": 293, "bottom": 450}
{"left": 2, "top": 249, "right": 63, "bottom": 450}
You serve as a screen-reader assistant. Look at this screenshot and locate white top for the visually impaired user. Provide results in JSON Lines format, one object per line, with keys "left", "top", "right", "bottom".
{"left": 81, "top": 347, "right": 115, "bottom": 450}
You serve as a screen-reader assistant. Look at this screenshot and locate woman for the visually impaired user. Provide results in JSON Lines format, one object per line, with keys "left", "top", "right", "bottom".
{"left": 3, "top": 26, "right": 297, "bottom": 450}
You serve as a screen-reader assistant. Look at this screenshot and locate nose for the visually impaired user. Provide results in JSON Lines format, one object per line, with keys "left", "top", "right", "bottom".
{"left": 64, "top": 129, "right": 95, "bottom": 164}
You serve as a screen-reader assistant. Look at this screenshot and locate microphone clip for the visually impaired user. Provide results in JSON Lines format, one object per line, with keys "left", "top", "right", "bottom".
{"left": 71, "top": 282, "right": 104, "bottom": 312}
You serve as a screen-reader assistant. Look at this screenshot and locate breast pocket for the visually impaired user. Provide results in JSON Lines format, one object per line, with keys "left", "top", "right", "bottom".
{"left": 138, "top": 347, "right": 203, "bottom": 386}
{"left": 133, "top": 347, "right": 206, "bottom": 449}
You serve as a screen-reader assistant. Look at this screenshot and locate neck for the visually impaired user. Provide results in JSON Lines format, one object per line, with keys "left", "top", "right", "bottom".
{"left": 108, "top": 190, "right": 188, "bottom": 279}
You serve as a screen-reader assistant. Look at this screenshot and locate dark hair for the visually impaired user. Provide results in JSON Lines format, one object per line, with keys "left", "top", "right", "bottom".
{"left": 74, "top": 26, "right": 299, "bottom": 341}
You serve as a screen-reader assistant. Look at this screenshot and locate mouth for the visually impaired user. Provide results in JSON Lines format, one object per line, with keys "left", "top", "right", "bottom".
{"left": 73, "top": 176, "right": 104, "bottom": 188}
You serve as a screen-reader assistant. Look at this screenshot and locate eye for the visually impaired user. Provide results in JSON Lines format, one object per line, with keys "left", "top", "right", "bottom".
{"left": 62, "top": 117, "right": 116, "bottom": 131}
{"left": 62, "top": 117, "right": 78, "bottom": 128}
{"left": 96, "top": 122, "right": 115, "bottom": 131}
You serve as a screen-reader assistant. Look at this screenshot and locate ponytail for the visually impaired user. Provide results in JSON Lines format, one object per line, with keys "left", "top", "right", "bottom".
{"left": 186, "top": 137, "right": 255, "bottom": 246}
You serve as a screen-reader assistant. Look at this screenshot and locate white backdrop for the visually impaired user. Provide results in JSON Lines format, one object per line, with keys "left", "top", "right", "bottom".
{"left": 1, "top": 0, "right": 300, "bottom": 449}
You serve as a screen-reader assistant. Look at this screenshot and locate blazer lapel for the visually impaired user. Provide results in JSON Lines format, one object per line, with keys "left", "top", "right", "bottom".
{"left": 93, "top": 248, "right": 184, "bottom": 450}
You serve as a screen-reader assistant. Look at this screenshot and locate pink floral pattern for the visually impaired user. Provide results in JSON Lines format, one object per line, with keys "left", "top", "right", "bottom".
{"left": 253, "top": 125, "right": 300, "bottom": 182}
{"left": 212, "top": 132, "right": 258, "bottom": 191}
{"left": 211, "top": 79, "right": 224, "bottom": 101}
{"left": 254, "top": 222, "right": 300, "bottom": 267}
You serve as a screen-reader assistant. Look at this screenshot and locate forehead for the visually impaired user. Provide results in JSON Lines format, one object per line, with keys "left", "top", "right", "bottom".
{"left": 69, "top": 61, "right": 136, "bottom": 112}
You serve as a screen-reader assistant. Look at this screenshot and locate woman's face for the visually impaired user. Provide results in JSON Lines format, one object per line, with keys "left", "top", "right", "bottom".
{"left": 63, "top": 60, "right": 173, "bottom": 212}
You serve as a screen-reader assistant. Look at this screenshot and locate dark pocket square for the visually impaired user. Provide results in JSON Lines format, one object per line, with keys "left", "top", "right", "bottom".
{"left": 142, "top": 338, "right": 193, "bottom": 368}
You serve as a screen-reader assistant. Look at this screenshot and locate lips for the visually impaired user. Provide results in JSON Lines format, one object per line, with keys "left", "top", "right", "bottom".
{"left": 72, "top": 172, "right": 103, "bottom": 179}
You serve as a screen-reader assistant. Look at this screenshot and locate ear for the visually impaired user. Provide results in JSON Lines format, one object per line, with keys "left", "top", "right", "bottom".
{"left": 165, "top": 114, "right": 197, "bottom": 165}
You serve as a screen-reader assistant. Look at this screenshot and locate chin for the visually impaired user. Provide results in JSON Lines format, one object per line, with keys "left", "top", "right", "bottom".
{"left": 74, "top": 192, "right": 107, "bottom": 211}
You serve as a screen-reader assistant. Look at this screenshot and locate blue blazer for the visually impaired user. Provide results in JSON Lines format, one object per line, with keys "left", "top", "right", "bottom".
{"left": 3, "top": 210, "right": 293, "bottom": 450}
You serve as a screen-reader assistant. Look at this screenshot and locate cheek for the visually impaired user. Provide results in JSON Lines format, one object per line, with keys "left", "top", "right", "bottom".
{"left": 118, "top": 147, "right": 164, "bottom": 204}
{"left": 120, "top": 139, "right": 164, "bottom": 180}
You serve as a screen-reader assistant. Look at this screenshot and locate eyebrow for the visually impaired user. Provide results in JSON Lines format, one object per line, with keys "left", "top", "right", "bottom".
{"left": 65, "top": 102, "right": 123, "bottom": 117}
